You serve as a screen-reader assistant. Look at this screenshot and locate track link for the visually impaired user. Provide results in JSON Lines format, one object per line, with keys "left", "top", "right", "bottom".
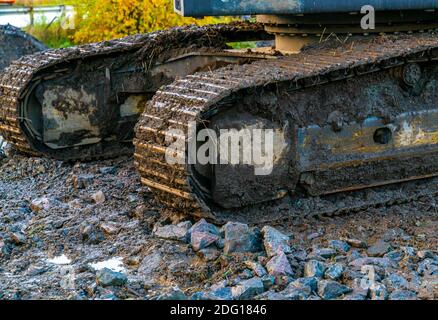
{"left": 0, "top": 22, "right": 268, "bottom": 161}
{"left": 135, "top": 32, "right": 438, "bottom": 224}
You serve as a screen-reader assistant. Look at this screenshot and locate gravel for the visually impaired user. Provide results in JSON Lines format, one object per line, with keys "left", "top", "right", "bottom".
{"left": 0, "top": 154, "right": 436, "bottom": 300}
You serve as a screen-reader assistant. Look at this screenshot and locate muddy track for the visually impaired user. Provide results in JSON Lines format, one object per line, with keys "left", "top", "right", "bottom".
{"left": 0, "top": 22, "right": 268, "bottom": 161}
{"left": 134, "top": 32, "right": 438, "bottom": 224}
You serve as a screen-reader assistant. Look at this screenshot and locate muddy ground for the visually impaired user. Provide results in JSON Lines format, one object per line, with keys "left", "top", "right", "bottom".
{"left": 0, "top": 24, "right": 46, "bottom": 72}
{"left": 0, "top": 146, "right": 436, "bottom": 300}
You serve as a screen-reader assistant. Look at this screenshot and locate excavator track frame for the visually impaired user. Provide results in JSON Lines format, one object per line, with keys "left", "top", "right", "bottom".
{"left": 0, "top": 22, "right": 270, "bottom": 161}
{"left": 134, "top": 31, "right": 438, "bottom": 224}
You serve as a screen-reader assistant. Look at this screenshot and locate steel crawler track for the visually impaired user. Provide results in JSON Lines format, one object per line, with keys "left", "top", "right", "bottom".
{"left": 0, "top": 22, "right": 268, "bottom": 160}
{"left": 135, "top": 32, "right": 438, "bottom": 224}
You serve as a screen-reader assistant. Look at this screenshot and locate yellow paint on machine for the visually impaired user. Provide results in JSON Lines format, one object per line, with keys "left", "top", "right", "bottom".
{"left": 395, "top": 120, "right": 438, "bottom": 148}
{"left": 307, "top": 111, "right": 438, "bottom": 156}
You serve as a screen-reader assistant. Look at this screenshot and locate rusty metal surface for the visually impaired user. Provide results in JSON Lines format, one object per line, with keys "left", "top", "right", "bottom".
{"left": 134, "top": 32, "right": 438, "bottom": 223}
{"left": 0, "top": 22, "right": 269, "bottom": 160}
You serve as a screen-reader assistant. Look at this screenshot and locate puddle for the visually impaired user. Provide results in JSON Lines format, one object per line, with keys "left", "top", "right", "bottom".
{"left": 89, "top": 257, "right": 125, "bottom": 272}
{"left": 47, "top": 254, "right": 71, "bottom": 265}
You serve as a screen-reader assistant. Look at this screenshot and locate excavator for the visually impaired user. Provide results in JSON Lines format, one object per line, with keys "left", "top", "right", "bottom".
{"left": 2, "top": 1, "right": 438, "bottom": 223}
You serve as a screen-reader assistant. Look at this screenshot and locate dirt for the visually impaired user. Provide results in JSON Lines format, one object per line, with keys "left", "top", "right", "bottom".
{"left": 0, "top": 24, "right": 46, "bottom": 71}
{"left": 0, "top": 147, "right": 436, "bottom": 300}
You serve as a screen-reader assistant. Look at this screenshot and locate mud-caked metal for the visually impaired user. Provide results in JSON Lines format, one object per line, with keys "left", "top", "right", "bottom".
{"left": 132, "top": 0, "right": 438, "bottom": 222}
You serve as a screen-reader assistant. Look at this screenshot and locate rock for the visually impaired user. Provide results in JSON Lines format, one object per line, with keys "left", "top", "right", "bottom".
{"left": 351, "top": 278, "right": 371, "bottom": 297}
{"left": 343, "top": 238, "right": 367, "bottom": 248}
{"left": 409, "top": 272, "right": 422, "bottom": 287}
{"left": 262, "top": 226, "right": 291, "bottom": 257}
{"left": 349, "top": 257, "right": 395, "bottom": 269}
{"left": 306, "top": 295, "right": 322, "bottom": 300}
{"left": 99, "top": 166, "right": 116, "bottom": 174}
{"left": 222, "top": 222, "right": 262, "bottom": 254}
{"left": 348, "top": 249, "right": 363, "bottom": 261}
{"left": 153, "top": 221, "right": 192, "bottom": 242}
{"left": 91, "top": 191, "right": 105, "bottom": 204}
{"left": 289, "top": 246, "right": 307, "bottom": 261}
{"left": 30, "top": 197, "right": 52, "bottom": 213}
{"left": 210, "top": 280, "right": 227, "bottom": 291}
{"left": 96, "top": 268, "right": 127, "bottom": 287}
{"left": 384, "top": 250, "right": 404, "bottom": 262}
{"left": 360, "top": 265, "right": 383, "bottom": 282}
{"left": 324, "top": 263, "right": 344, "bottom": 280}
{"left": 190, "top": 219, "right": 220, "bottom": 251}
{"left": 383, "top": 274, "right": 409, "bottom": 292}
{"left": 288, "top": 277, "right": 318, "bottom": 292}
{"left": 367, "top": 240, "right": 392, "bottom": 257}
{"left": 138, "top": 251, "right": 162, "bottom": 281}
{"left": 317, "top": 280, "right": 352, "bottom": 300}
{"left": 307, "top": 232, "right": 321, "bottom": 241}
{"left": 334, "top": 256, "right": 347, "bottom": 263}
{"left": 305, "top": 253, "right": 326, "bottom": 262}
{"left": 329, "top": 240, "right": 350, "bottom": 253}
{"left": 369, "top": 282, "right": 388, "bottom": 300}
{"left": 124, "top": 256, "right": 141, "bottom": 267}
{"left": 231, "top": 277, "right": 265, "bottom": 300}
{"left": 274, "top": 275, "right": 294, "bottom": 286}
{"left": 198, "top": 247, "right": 221, "bottom": 261}
{"left": 26, "top": 265, "right": 49, "bottom": 276}
{"left": 416, "top": 234, "right": 426, "bottom": 241}
{"left": 156, "top": 287, "right": 187, "bottom": 300}
{"left": 281, "top": 287, "right": 310, "bottom": 300}
{"left": 417, "top": 277, "right": 438, "bottom": 299}
{"left": 342, "top": 269, "right": 364, "bottom": 282}
{"left": 382, "top": 228, "right": 410, "bottom": 242}
{"left": 266, "top": 252, "right": 294, "bottom": 277}
{"left": 99, "top": 222, "right": 120, "bottom": 236}
{"left": 255, "top": 291, "right": 288, "bottom": 300}
{"left": 215, "top": 238, "right": 225, "bottom": 249}
{"left": 127, "top": 194, "right": 139, "bottom": 203}
{"left": 260, "top": 275, "right": 275, "bottom": 290}
{"left": 389, "top": 290, "right": 417, "bottom": 300}
{"left": 417, "top": 259, "right": 438, "bottom": 276}
{"left": 240, "top": 269, "right": 254, "bottom": 279}
{"left": 98, "top": 292, "right": 118, "bottom": 300}
{"left": 0, "top": 240, "right": 13, "bottom": 258}
{"left": 304, "top": 260, "right": 326, "bottom": 278}
{"left": 72, "top": 174, "right": 94, "bottom": 189}
{"left": 33, "top": 164, "right": 46, "bottom": 175}
{"left": 417, "top": 250, "right": 437, "bottom": 260}
{"left": 10, "top": 231, "right": 26, "bottom": 245}
{"left": 207, "top": 287, "right": 233, "bottom": 300}
{"left": 81, "top": 225, "right": 105, "bottom": 244}
{"left": 401, "top": 246, "right": 416, "bottom": 257}
{"left": 191, "top": 292, "right": 208, "bottom": 300}
{"left": 343, "top": 293, "right": 367, "bottom": 300}
{"left": 244, "top": 261, "right": 268, "bottom": 277}
{"left": 313, "top": 248, "right": 337, "bottom": 259}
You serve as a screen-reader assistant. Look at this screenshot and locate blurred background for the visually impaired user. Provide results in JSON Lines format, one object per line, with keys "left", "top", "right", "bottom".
{"left": 0, "top": 0, "right": 232, "bottom": 48}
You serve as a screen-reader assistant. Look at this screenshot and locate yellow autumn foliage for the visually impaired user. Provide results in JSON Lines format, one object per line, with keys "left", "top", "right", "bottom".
{"left": 73, "top": 0, "right": 233, "bottom": 44}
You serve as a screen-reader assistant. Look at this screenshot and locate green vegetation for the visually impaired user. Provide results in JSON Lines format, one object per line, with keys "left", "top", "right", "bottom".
{"left": 15, "top": 0, "right": 235, "bottom": 48}
{"left": 24, "top": 16, "right": 74, "bottom": 48}
{"left": 228, "top": 41, "right": 257, "bottom": 49}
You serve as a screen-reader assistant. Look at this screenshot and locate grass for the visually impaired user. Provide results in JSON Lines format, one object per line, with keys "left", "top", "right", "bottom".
{"left": 24, "top": 15, "right": 74, "bottom": 48}
{"left": 228, "top": 41, "right": 257, "bottom": 49}
{"left": 11, "top": 1, "right": 76, "bottom": 48}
